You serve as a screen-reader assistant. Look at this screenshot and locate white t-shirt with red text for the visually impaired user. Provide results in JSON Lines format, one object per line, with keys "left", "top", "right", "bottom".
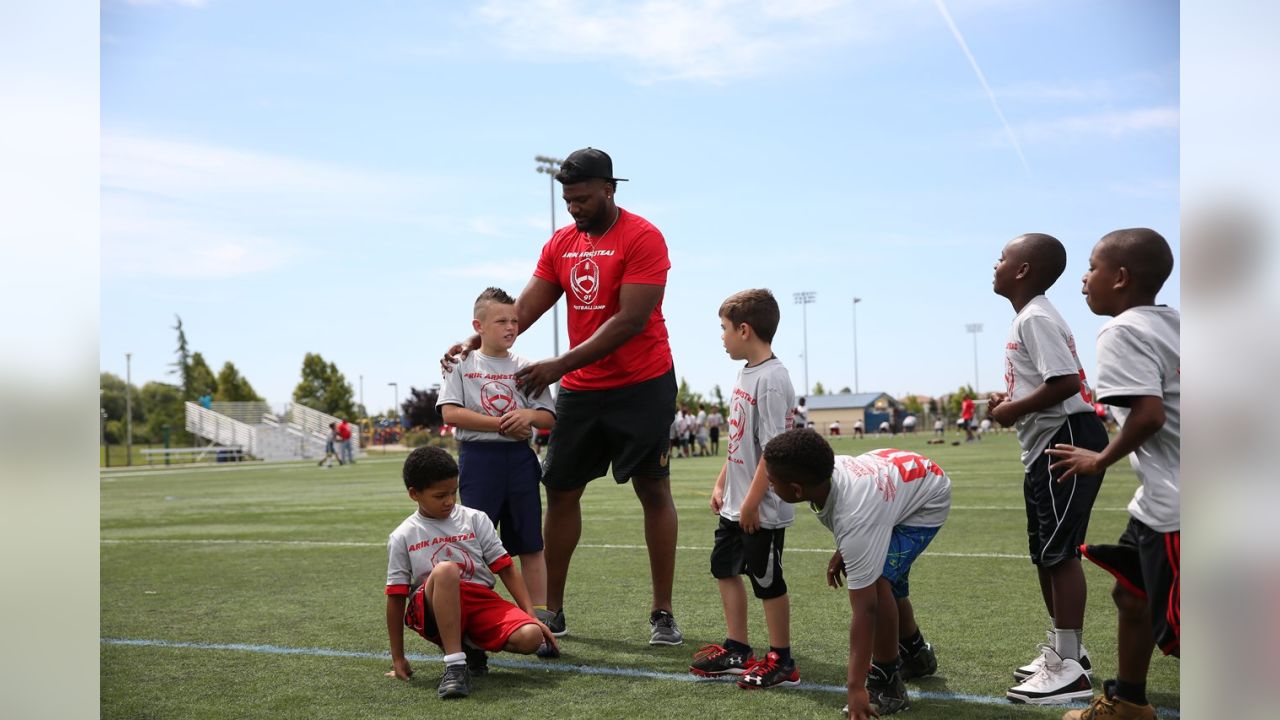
{"left": 722, "top": 357, "right": 796, "bottom": 529}
{"left": 436, "top": 351, "right": 555, "bottom": 442}
{"left": 1095, "top": 306, "right": 1180, "bottom": 532}
{"left": 384, "top": 504, "right": 512, "bottom": 596}
{"left": 814, "top": 450, "right": 952, "bottom": 590}
{"left": 1004, "top": 295, "right": 1095, "bottom": 468}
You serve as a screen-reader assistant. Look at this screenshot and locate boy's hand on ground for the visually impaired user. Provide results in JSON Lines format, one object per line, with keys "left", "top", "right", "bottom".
{"left": 739, "top": 502, "right": 761, "bottom": 533}
{"left": 536, "top": 621, "right": 560, "bottom": 654}
{"left": 385, "top": 657, "right": 413, "bottom": 681}
{"left": 845, "top": 688, "right": 880, "bottom": 720}
{"left": 1044, "top": 443, "right": 1101, "bottom": 481}
{"left": 827, "top": 551, "right": 846, "bottom": 589}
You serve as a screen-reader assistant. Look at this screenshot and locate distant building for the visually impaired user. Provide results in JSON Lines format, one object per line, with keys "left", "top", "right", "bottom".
{"left": 803, "top": 392, "right": 902, "bottom": 435}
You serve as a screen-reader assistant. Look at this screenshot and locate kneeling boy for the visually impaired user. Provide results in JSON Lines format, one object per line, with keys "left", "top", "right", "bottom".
{"left": 763, "top": 430, "right": 952, "bottom": 719}
{"left": 385, "top": 447, "right": 558, "bottom": 699}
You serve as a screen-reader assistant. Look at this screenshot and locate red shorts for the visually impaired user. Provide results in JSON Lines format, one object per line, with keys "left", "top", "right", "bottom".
{"left": 404, "top": 581, "right": 535, "bottom": 652}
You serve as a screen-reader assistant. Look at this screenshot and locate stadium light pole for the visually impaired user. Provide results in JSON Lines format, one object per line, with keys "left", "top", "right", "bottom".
{"left": 965, "top": 323, "right": 983, "bottom": 393}
{"left": 125, "top": 352, "right": 133, "bottom": 466}
{"left": 794, "top": 291, "right": 817, "bottom": 395}
{"left": 359, "top": 374, "right": 364, "bottom": 418}
{"left": 388, "top": 382, "right": 399, "bottom": 427}
{"left": 535, "top": 155, "right": 564, "bottom": 356}
{"left": 852, "top": 297, "right": 862, "bottom": 394}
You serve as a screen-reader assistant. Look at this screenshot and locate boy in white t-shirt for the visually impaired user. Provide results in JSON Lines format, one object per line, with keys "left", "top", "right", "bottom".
{"left": 1047, "top": 228, "right": 1179, "bottom": 720}
{"left": 384, "top": 447, "right": 558, "bottom": 699}
{"left": 690, "top": 289, "right": 799, "bottom": 689}
{"left": 763, "top": 429, "right": 951, "bottom": 719}
{"left": 436, "top": 287, "right": 557, "bottom": 625}
{"left": 989, "top": 233, "right": 1109, "bottom": 705}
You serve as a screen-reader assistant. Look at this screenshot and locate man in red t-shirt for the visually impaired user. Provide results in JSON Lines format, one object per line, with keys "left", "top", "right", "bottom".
{"left": 442, "top": 148, "right": 681, "bottom": 646}
{"left": 336, "top": 418, "right": 355, "bottom": 464}
{"left": 961, "top": 395, "right": 976, "bottom": 443}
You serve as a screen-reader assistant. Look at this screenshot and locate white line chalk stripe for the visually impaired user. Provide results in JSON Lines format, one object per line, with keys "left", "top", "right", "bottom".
{"left": 100, "top": 638, "right": 1179, "bottom": 718}
{"left": 100, "top": 538, "right": 1025, "bottom": 559}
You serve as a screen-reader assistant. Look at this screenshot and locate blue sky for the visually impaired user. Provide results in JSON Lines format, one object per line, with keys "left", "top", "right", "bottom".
{"left": 100, "top": 0, "right": 1179, "bottom": 414}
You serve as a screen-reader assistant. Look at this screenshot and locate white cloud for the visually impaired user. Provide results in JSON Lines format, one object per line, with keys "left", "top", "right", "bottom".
{"left": 473, "top": 0, "right": 879, "bottom": 83}
{"left": 1015, "top": 106, "right": 1179, "bottom": 143}
{"left": 439, "top": 260, "right": 538, "bottom": 283}
{"left": 123, "top": 0, "right": 209, "bottom": 7}
{"left": 102, "top": 194, "right": 297, "bottom": 278}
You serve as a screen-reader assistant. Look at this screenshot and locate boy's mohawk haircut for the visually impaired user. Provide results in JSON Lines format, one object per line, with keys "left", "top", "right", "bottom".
{"left": 474, "top": 286, "right": 516, "bottom": 318}
{"left": 719, "top": 288, "right": 781, "bottom": 343}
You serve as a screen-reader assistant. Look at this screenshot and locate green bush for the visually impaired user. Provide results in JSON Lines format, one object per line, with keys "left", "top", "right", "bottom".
{"left": 402, "top": 428, "right": 454, "bottom": 449}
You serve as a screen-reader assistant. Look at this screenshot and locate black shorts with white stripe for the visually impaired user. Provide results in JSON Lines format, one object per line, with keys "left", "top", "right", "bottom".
{"left": 1024, "top": 411, "right": 1108, "bottom": 567}
{"left": 710, "top": 516, "right": 788, "bottom": 600}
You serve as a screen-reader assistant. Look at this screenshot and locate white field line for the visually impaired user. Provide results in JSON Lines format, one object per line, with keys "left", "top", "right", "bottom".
{"left": 100, "top": 538, "right": 1025, "bottom": 559}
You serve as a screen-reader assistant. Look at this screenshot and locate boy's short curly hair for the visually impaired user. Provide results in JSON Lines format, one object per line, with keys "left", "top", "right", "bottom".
{"left": 763, "top": 428, "right": 835, "bottom": 487}
{"left": 402, "top": 446, "right": 458, "bottom": 491}
{"left": 719, "top": 288, "right": 781, "bottom": 343}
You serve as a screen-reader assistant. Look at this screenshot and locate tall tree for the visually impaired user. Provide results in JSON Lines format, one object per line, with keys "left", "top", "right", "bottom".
{"left": 903, "top": 394, "right": 924, "bottom": 415}
{"left": 402, "top": 386, "right": 442, "bottom": 429}
{"left": 138, "top": 381, "right": 191, "bottom": 445}
{"left": 292, "top": 352, "right": 356, "bottom": 418}
{"left": 189, "top": 352, "right": 218, "bottom": 400}
{"left": 170, "top": 315, "right": 193, "bottom": 395}
{"left": 100, "top": 372, "right": 143, "bottom": 423}
{"left": 812, "top": 381, "right": 827, "bottom": 396}
{"left": 676, "top": 376, "right": 705, "bottom": 411}
{"left": 215, "top": 361, "right": 261, "bottom": 402}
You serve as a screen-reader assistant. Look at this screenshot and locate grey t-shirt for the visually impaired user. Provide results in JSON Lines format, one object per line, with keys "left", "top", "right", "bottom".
{"left": 1003, "top": 296, "right": 1095, "bottom": 468}
{"left": 722, "top": 357, "right": 797, "bottom": 529}
{"left": 437, "top": 351, "right": 555, "bottom": 442}
{"left": 1096, "top": 306, "right": 1180, "bottom": 532}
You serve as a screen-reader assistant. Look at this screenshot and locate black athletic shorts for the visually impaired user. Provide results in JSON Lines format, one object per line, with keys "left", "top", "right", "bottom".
{"left": 541, "top": 368, "right": 676, "bottom": 490}
{"left": 1025, "top": 412, "right": 1107, "bottom": 567}
{"left": 1082, "top": 517, "right": 1181, "bottom": 657}
{"left": 710, "top": 516, "right": 788, "bottom": 600}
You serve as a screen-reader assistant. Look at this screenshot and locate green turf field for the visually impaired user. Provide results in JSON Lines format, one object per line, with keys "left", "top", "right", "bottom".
{"left": 100, "top": 432, "right": 1179, "bottom": 719}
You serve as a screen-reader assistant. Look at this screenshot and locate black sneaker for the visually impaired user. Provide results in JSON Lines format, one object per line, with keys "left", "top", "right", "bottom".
{"left": 648, "top": 609, "right": 683, "bottom": 646}
{"left": 867, "top": 671, "right": 910, "bottom": 715}
{"left": 689, "top": 643, "right": 754, "bottom": 677}
{"left": 539, "top": 608, "right": 568, "bottom": 638}
{"left": 437, "top": 664, "right": 471, "bottom": 700}
{"left": 899, "top": 642, "right": 937, "bottom": 681}
{"left": 463, "top": 645, "right": 488, "bottom": 676}
{"left": 736, "top": 651, "right": 800, "bottom": 689}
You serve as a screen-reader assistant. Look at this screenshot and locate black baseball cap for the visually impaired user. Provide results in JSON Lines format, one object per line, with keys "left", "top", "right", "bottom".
{"left": 555, "top": 147, "right": 628, "bottom": 184}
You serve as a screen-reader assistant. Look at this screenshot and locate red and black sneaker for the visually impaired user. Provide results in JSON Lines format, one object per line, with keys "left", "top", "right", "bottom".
{"left": 736, "top": 651, "right": 800, "bottom": 689}
{"left": 690, "top": 644, "right": 754, "bottom": 677}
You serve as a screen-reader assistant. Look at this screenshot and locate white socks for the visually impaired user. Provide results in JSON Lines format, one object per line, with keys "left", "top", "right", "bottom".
{"left": 442, "top": 651, "right": 466, "bottom": 666}
{"left": 1052, "top": 628, "right": 1081, "bottom": 661}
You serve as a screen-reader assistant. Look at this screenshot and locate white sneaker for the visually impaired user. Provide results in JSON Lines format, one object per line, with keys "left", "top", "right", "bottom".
{"left": 1013, "top": 632, "right": 1092, "bottom": 682}
{"left": 1005, "top": 647, "right": 1093, "bottom": 705}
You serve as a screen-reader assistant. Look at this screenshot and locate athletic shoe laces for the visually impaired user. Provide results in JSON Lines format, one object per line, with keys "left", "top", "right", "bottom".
{"left": 693, "top": 644, "right": 727, "bottom": 662}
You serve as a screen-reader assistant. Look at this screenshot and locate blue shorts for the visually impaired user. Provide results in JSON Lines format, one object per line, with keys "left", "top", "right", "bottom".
{"left": 457, "top": 441, "right": 544, "bottom": 556}
{"left": 882, "top": 525, "right": 940, "bottom": 599}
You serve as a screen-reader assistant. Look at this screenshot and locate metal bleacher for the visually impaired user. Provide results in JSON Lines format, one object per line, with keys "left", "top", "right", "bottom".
{"left": 184, "top": 401, "right": 363, "bottom": 462}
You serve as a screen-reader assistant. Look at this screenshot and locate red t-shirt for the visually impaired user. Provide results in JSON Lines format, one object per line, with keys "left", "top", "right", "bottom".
{"left": 533, "top": 207, "right": 673, "bottom": 391}
{"left": 961, "top": 398, "right": 975, "bottom": 421}
{"left": 337, "top": 420, "right": 352, "bottom": 440}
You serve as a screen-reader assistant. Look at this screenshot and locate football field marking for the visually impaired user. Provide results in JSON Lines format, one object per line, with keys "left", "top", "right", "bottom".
{"left": 100, "top": 538, "right": 1026, "bottom": 559}
{"left": 100, "top": 637, "right": 1178, "bottom": 718}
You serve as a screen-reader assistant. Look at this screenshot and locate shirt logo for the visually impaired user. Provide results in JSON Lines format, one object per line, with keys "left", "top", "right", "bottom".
{"left": 570, "top": 258, "right": 600, "bottom": 305}
{"left": 726, "top": 399, "right": 747, "bottom": 457}
{"left": 480, "top": 380, "right": 516, "bottom": 416}
{"left": 430, "top": 542, "right": 476, "bottom": 581}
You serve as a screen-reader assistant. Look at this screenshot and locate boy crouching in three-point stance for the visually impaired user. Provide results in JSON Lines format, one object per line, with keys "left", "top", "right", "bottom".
{"left": 384, "top": 447, "right": 558, "bottom": 699}
{"left": 763, "top": 429, "right": 951, "bottom": 719}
